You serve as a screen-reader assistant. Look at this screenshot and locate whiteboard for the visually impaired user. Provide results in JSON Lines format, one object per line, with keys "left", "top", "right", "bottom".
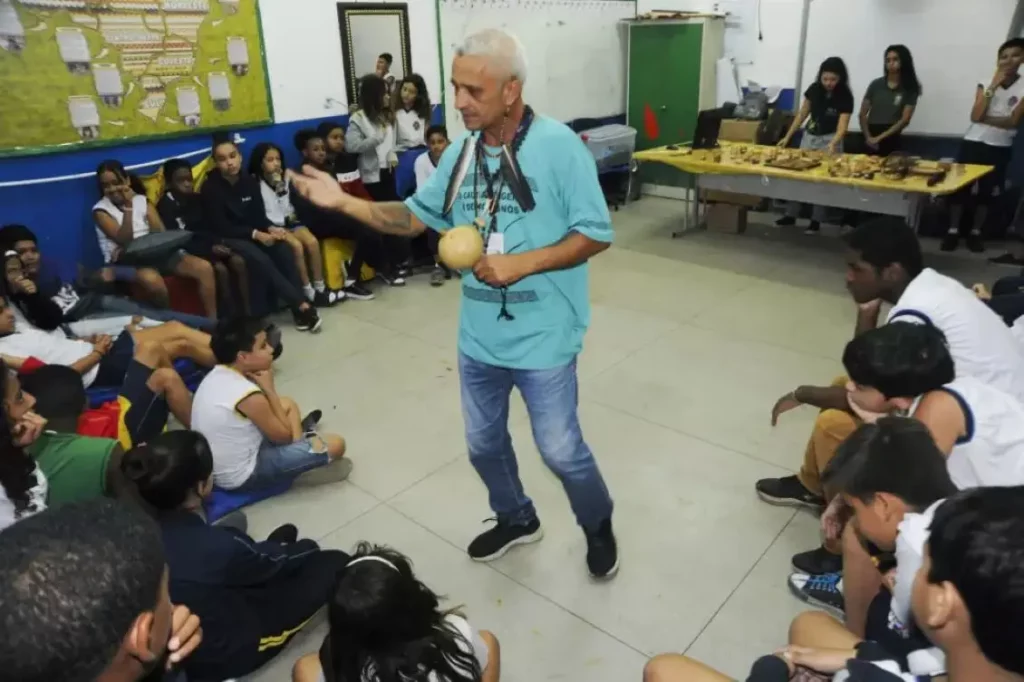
{"left": 438, "top": 0, "right": 636, "bottom": 138}
{"left": 802, "top": 0, "right": 1018, "bottom": 136}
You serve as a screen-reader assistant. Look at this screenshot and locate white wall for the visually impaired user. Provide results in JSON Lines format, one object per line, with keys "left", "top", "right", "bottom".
{"left": 258, "top": 0, "right": 442, "bottom": 123}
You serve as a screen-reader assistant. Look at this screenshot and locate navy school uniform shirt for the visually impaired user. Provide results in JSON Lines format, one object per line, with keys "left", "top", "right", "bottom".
{"left": 200, "top": 170, "right": 271, "bottom": 240}
{"left": 805, "top": 82, "right": 855, "bottom": 136}
{"left": 159, "top": 509, "right": 323, "bottom": 671}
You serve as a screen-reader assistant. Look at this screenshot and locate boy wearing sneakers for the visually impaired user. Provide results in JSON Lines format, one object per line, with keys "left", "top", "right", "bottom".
{"left": 191, "top": 317, "right": 349, "bottom": 491}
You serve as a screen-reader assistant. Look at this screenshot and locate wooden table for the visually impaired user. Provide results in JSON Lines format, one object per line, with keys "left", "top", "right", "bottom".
{"left": 635, "top": 142, "right": 993, "bottom": 236}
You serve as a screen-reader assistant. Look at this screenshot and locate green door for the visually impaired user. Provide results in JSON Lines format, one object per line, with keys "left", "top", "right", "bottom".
{"left": 627, "top": 22, "right": 704, "bottom": 151}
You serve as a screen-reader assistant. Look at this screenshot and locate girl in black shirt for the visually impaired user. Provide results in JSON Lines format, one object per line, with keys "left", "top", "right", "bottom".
{"left": 777, "top": 57, "right": 855, "bottom": 234}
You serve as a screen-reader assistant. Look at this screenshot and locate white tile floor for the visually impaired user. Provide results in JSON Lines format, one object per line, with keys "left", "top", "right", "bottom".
{"left": 243, "top": 198, "right": 996, "bottom": 682}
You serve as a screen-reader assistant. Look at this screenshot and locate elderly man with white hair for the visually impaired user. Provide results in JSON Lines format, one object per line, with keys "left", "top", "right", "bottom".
{"left": 291, "top": 29, "right": 618, "bottom": 578}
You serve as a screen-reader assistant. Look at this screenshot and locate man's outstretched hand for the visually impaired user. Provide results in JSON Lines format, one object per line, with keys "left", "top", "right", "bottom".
{"left": 287, "top": 166, "right": 348, "bottom": 213}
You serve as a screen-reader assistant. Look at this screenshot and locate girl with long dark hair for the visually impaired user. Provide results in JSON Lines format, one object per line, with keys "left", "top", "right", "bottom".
{"left": 858, "top": 44, "right": 921, "bottom": 156}
{"left": 347, "top": 74, "right": 400, "bottom": 202}
{"left": 395, "top": 73, "right": 432, "bottom": 150}
{"left": 93, "top": 159, "right": 220, "bottom": 319}
{"left": 777, "top": 57, "right": 855, "bottom": 234}
{"left": 248, "top": 142, "right": 341, "bottom": 307}
{"left": 122, "top": 430, "right": 348, "bottom": 680}
{"left": 293, "top": 543, "right": 501, "bottom": 682}
{"left": 0, "top": 361, "right": 47, "bottom": 532}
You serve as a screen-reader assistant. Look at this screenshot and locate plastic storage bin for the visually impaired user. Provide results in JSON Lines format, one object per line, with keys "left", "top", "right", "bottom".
{"left": 580, "top": 124, "right": 637, "bottom": 170}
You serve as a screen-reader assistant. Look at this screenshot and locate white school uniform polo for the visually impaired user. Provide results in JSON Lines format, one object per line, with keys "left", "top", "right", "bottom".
{"left": 964, "top": 75, "right": 1024, "bottom": 147}
{"left": 913, "top": 376, "right": 1024, "bottom": 490}
{"left": 887, "top": 268, "right": 1024, "bottom": 402}
{"left": 93, "top": 194, "right": 151, "bottom": 263}
{"left": 259, "top": 176, "right": 295, "bottom": 228}
{"left": 396, "top": 109, "right": 426, "bottom": 149}
{"left": 0, "top": 327, "right": 100, "bottom": 387}
{"left": 190, "top": 365, "right": 264, "bottom": 489}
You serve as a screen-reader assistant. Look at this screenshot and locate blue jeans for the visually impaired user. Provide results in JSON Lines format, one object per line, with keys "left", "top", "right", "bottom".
{"left": 236, "top": 437, "right": 330, "bottom": 492}
{"left": 458, "top": 352, "right": 613, "bottom": 532}
{"left": 95, "top": 294, "right": 213, "bottom": 330}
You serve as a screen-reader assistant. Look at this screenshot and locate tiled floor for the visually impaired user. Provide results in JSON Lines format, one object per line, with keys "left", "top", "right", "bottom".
{"left": 243, "top": 198, "right": 996, "bottom": 681}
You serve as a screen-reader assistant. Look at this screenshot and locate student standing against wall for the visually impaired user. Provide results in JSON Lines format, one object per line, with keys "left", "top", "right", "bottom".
{"left": 859, "top": 45, "right": 921, "bottom": 156}
{"left": 945, "top": 38, "right": 1024, "bottom": 255}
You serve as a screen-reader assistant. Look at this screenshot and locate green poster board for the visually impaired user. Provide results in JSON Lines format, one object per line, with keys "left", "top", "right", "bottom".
{"left": 0, "top": 0, "right": 273, "bottom": 157}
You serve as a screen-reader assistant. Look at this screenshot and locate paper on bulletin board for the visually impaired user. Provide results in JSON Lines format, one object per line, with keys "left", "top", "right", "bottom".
{"left": 714, "top": 0, "right": 758, "bottom": 64}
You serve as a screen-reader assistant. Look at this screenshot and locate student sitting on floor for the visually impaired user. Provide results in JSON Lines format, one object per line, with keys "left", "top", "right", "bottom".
{"left": 292, "top": 543, "right": 501, "bottom": 682}
{"left": 789, "top": 322, "right": 1024, "bottom": 631}
{"left": 644, "top": 467, "right": 1024, "bottom": 682}
{"left": 394, "top": 73, "right": 432, "bottom": 150}
{"left": 122, "top": 430, "right": 348, "bottom": 680}
{"left": 202, "top": 134, "right": 322, "bottom": 332}
{"left": 0, "top": 294, "right": 212, "bottom": 399}
{"left": 19, "top": 365, "right": 137, "bottom": 507}
{"left": 944, "top": 38, "right": 1024, "bottom": 254}
{"left": 191, "top": 317, "right": 348, "bottom": 491}
{"left": 757, "top": 217, "right": 1024, "bottom": 577}
{"left": 93, "top": 159, "right": 219, "bottom": 319}
{"left": 414, "top": 124, "right": 453, "bottom": 287}
{"left": 0, "top": 223, "right": 213, "bottom": 332}
{"left": 0, "top": 498, "right": 204, "bottom": 682}
{"left": 0, "top": 359, "right": 48, "bottom": 532}
{"left": 158, "top": 158, "right": 251, "bottom": 317}
{"left": 248, "top": 142, "right": 340, "bottom": 307}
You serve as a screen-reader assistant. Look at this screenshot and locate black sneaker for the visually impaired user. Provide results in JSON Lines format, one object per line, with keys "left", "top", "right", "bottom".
{"left": 940, "top": 232, "right": 960, "bottom": 252}
{"left": 430, "top": 266, "right": 446, "bottom": 287}
{"left": 755, "top": 475, "right": 825, "bottom": 509}
{"left": 343, "top": 282, "right": 375, "bottom": 301}
{"left": 775, "top": 216, "right": 796, "bottom": 227}
{"left": 804, "top": 220, "right": 821, "bottom": 235}
{"left": 265, "top": 323, "right": 284, "bottom": 360}
{"left": 966, "top": 232, "right": 985, "bottom": 253}
{"left": 585, "top": 518, "right": 619, "bottom": 579}
{"left": 378, "top": 271, "right": 407, "bottom": 287}
{"left": 989, "top": 252, "right": 1024, "bottom": 266}
{"left": 788, "top": 571, "right": 845, "bottom": 618}
{"left": 314, "top": 289, "right": 343, "bottom": 307}
{"left": 467, "top": 517, "right": 543, "bottom": 562}
{"left": 267, "top": 523, "right": 299, "bottom": 544}
{"left": 294, "top": 306, "right": 322, "bottom": 333}
{"left": 301, "top": 409, "right": 322, "bottom": 436}
{"left": 792, "top": 545, "right": 843, "bottom": 575}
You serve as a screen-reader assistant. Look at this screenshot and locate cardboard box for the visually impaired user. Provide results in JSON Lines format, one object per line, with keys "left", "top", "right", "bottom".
{"left": 706, "top": 203, "right": 748, "bottom": 234}
{"left": 703, "top": 118, "right": 764, "bottom": 207}
{"left": 719, "top": 118, "right": 762, "bottom": 143}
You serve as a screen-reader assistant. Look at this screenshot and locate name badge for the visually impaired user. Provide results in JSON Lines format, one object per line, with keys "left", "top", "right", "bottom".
{"left": 486, "top": 233, "right": 504, "bottom": 255}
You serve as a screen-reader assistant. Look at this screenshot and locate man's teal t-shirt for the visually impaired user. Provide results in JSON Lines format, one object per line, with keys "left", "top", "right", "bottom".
{"left": 405, "top": 115, "right": 613, "bottom": 370}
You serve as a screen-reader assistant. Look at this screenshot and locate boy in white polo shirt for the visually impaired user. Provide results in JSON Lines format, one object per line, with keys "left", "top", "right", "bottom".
{"left": 944, "top": 38, "right": 1024, "bottom": 254}
{"left": 413, "top": 125, "right": 452, "bottom": 287}
{"left": 191, "top": 317, "right": 349, "bottom": 491}
{"left": 758, "top": 217, "right": 1024, "bottom": 576}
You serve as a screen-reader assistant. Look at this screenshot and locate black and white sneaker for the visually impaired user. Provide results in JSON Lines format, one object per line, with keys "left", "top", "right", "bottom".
{"left": 378, "top": 271, "right": 406, "bottom": 287}
{"left": 585, "top": 518, "right": 619, "bottom": 579}
{"left": 788, "top": 571, "right": 845, "bottom": 618}
{"left": 467, "top": 517, "right": 543, "bottom": 562}
{"left": 300, "top": 409, "right": 322, "bottom": 436}
{"left": 293, "top": 306, "right": 322, "bottom": 333}
{"left": 314, "top": 289, "right": 343, "bottom": 307}
{"left": 755, "top": 475, "right": 825, "bottom": 510}
{"left": 343, "top": 282, "right": 375, "bottom": 300}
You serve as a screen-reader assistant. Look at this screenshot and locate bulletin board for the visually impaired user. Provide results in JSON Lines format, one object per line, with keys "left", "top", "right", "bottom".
{"left": 0, "top": 0, "right": 273, "bottom": 157}
{"left": 438, "top": 0, "right": 636, "bottom": 138}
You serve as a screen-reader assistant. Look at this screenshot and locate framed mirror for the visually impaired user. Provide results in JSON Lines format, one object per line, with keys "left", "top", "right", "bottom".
{"left": 336, "top": 3, "right": 412, "bottom": 106}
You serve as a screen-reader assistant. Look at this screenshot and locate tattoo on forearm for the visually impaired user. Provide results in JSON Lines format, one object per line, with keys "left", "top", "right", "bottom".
{"left": 367, "top": 202, "right": 419, "bottom": 236}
